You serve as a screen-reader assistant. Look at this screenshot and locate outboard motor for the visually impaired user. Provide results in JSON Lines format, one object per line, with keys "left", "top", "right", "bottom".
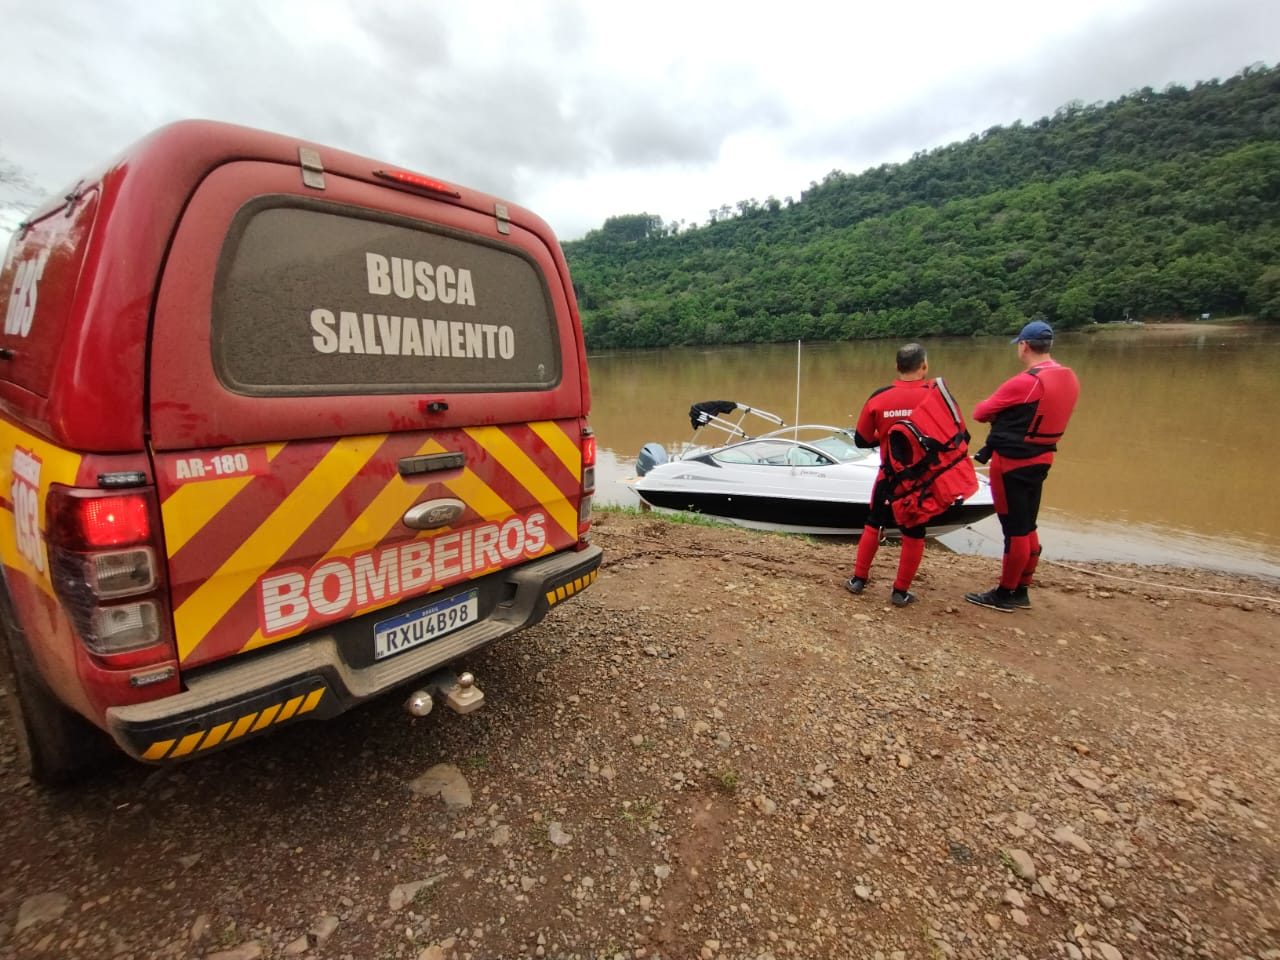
{"left": 636, "top": 442, "right": 669, "bottom": 476}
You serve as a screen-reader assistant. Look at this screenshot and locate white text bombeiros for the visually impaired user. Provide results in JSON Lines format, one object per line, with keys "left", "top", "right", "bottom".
{"left": 257, "top": 512, "right": 547, "bottom": 637}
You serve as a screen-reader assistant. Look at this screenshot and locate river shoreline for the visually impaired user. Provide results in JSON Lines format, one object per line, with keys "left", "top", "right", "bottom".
{"left": 590, "top": 322, "right": 1280, "bottom": 581}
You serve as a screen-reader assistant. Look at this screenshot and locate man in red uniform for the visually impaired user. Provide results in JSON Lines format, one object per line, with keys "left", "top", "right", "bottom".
{"left": 965, "top": 320, "right": 1080, "bottom": 612}
{"left": 847, "top": 342, "right": 934, "bottom": 607}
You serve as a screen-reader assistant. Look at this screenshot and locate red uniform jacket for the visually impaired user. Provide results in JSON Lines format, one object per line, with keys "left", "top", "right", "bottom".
{"left": 854, "top": 378, "right": 932, "bottom": 463}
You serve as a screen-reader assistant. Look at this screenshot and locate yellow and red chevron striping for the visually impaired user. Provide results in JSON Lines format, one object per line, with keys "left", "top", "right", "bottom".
{"left": 178, "top": 435, "right": 466, "bottom": 665}
{"left": 163, "top": 440, "right": 319, "bottom": 608}
{"left": 159, "top": 422, "right": 582, "bottom": 666}
{"left": 498, "top": 422, "right": 580, "bottom": 493}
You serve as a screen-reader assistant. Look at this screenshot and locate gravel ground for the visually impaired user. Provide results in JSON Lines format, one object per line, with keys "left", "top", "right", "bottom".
{"left": 1, "top": 510, "right": 1278, "bottom": 960}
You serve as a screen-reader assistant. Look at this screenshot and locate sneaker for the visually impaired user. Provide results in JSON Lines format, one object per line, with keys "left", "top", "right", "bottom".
{"left": 845, "top": 576, "right": 867, "bottom": 595}
{"left": 891, "top": 588, "right": 916, "bottom": 607}
{"left": 964, "top": 587, "right": 1017, "bottom": 613}
{"left": 1010, "top": 586, "right": 1031, "bottom": 609}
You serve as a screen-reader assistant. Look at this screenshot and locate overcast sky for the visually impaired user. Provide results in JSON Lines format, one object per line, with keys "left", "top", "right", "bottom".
{"left": 1, "top": 0, "right": 1276, "bottom": 241}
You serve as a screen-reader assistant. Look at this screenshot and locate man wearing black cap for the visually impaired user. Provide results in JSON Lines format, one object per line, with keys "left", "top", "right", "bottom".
{"left": 965, "top": 321, "right": 1080, "bottom": 612}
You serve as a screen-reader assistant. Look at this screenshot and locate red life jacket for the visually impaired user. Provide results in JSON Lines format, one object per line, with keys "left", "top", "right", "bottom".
{"left": 1022, "top": 364, "right": 1079, "bottom": 445}
{"left": 882, "top": 378, "right": 979, "bottom": 528}
{"left": 984, "top": 363, "right": 1080, "bottom": 456}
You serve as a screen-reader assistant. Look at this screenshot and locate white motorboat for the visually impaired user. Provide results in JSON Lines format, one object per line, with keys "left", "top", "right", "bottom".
{"left": 630, "top": 401, "right": 996, "bottom": 537}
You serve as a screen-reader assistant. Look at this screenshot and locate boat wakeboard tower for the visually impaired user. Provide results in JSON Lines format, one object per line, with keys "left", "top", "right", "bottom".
{"left": 636, "top": 401, "right": 786, "bottom": 476}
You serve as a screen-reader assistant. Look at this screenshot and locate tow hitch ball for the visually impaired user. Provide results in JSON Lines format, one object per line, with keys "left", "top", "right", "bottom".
{"left": 405, "top": 670, "right": 484, "bottom": 718}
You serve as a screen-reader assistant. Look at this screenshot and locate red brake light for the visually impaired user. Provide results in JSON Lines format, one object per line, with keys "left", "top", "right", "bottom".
{"left": 577, "top": 428, "right": 596, "bottom": 544}
{"left": 373, "top": 169, "right": 461, "bottom": 198}
{"left": 48, "top": 488, "right": 152, "bottom": 549}
{"left": 46, "top": 485, "right": 175, "bottom": 671}
{"left": 80, "top": 496, "right": 150, "bottom": 547}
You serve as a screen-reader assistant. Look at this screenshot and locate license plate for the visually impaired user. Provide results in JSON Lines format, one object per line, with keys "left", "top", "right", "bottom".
{"left": 373, "top": 589, "right": 478, "bottom": 661}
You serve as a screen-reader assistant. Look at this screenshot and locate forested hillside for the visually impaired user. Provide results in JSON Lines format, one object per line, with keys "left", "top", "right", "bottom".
{"left": 564, "top": 64, "right": 1280, "bottom": 348}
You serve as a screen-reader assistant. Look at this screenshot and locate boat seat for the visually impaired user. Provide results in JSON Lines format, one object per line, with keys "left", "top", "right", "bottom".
{"left": 786, "top": 447, "right": 827, "bottom": 466}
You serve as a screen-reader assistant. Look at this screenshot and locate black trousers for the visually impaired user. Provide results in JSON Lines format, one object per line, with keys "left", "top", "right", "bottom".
{"left": 992, "top": 460, "right": 1051, "bottom": 538}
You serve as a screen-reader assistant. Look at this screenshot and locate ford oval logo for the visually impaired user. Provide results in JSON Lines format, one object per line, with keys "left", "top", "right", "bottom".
{"left": 403, "top": 498, "right": 466, "bottom": 530}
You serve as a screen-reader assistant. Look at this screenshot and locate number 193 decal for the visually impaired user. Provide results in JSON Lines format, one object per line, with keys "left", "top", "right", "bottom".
{"left": 11, "top": 447, "right": 44, "bottom": 572}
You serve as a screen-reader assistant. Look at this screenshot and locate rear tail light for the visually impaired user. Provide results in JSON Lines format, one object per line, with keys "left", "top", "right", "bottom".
{"left": 88, "top": 548, "right": 158, "bottom": 598}
{"left": 578, "top": 427, "right": 596, "bottom": 545}
{"left": 80, "top": 496, "right": 151, "bottom": 546}
{"left": 581, "top": 433, "right": 597, "bottom": 493}
{"left": 46, "top": 485, "right": 175, "bottom": 667}
{"left": 92, "top": 602, "right": 162, "bottom": 652}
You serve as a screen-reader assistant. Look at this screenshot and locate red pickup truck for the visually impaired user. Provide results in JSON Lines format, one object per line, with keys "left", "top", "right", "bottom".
{"left": 0, "top": 120, "right": 601, "bottom": 783}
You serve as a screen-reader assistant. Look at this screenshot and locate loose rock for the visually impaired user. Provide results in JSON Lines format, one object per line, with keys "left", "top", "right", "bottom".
{"left": 409, "top": 764, "right": 473, "bottom": 809}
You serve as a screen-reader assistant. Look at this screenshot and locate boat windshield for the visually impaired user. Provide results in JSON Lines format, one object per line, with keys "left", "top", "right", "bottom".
{"left": 714, "top": 440, "right": 812, "bottom": 466}
{"left": 711, "top": 431, "right": 873, "bottom": 467}
{"left": 808, "top": 431, "right": 872, "bottom": 463}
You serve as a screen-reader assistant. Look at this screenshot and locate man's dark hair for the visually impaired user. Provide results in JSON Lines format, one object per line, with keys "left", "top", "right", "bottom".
{"left": 1024, "top": 338, "right": 1053, "bottom": 354}
{"left": 896, "top": 342, "right": 927, "bottom": 374}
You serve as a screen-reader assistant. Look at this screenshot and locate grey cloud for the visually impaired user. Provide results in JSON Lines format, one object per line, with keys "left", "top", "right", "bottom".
{"left": 546, "top": 0, "right": 591, "bottom": 54}
{"left": 354, "top": 2, "right": 452, "bottom": 66}
{"left": 0, "top": 2, "right": 157, "bottom": 189}
{"left": 0, "top": 0, "right": 784, "bottom": 219}
{"left": 603, "top": 101, "right": 727, "bottom": 166}
{"left": 797, "top": 0, "right": 1277, "bottom": 174}
{"left": 141, "top": 5, "right": 603, "bottom": 203}
{"left": 592, "top": 69, "right": 790, "bottom": 168}
{"left": 5, "top": 0, "right": 1275, "bottom": 239}
{"left": 351, "top": 60, "right": 601, "bottom": 201}
{"left": 337, "top": 0, "right": 604, "bottom": 196}
{"left": 323, "top": 15, "right": 788, "bottom": 200}
{"left": 1010, "top": 0, "right": 1277, "bottom": 109}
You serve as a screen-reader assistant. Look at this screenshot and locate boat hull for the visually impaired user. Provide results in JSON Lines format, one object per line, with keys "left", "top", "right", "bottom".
{"left": 635, "top": 488, "right": 994, "bottom": 537}
{"left": 630, "top": 421, "right": 995, "bottom": 537}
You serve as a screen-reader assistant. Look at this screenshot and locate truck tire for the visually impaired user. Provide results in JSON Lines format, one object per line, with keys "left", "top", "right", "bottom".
{"left": 0, "top": 593, "right": 116, "bottom": 785}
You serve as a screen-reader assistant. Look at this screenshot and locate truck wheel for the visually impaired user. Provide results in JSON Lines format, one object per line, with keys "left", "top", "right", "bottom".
{"left": 0, "top": 600, "right": 116, "bottom": 785}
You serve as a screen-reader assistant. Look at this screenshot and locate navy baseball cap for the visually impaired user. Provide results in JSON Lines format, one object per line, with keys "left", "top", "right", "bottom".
{"left": 1012, "top": 320, "right": 1054, "bottom": 344}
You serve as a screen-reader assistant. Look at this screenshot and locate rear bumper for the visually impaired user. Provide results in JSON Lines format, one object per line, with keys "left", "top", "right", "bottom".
{"left": 105, "top": 545, "right": 601, "bottom": 763}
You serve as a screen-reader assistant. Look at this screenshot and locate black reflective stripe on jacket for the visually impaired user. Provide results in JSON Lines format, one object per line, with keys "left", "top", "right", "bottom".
{"left": 985, "top": 404, "right": 1054, "bottom": 458}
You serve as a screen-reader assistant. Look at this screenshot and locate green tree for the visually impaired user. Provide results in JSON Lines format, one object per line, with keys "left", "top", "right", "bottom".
{"left": 948, "top": 297, "right": 990, "bottom": 335}
{"left": 1056, "top": 286, "right": 1095, "bottom": 328}
{"left": 1250, "top": 266, "right": 1280, "bottom": 321}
